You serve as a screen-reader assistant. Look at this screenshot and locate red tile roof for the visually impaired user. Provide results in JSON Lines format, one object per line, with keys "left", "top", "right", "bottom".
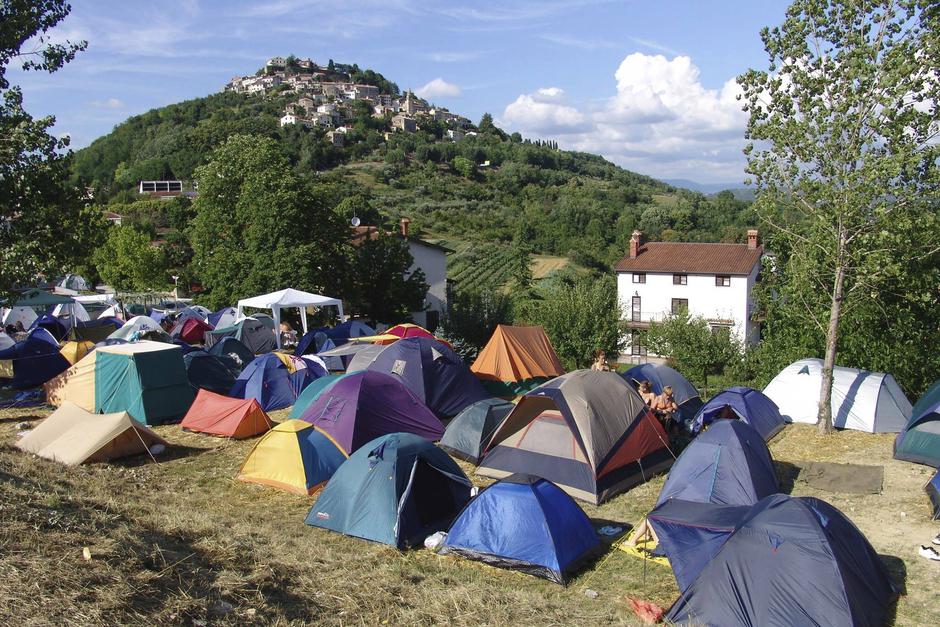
{"left": 614, "top": 242, "right": 762, "bottom": 275}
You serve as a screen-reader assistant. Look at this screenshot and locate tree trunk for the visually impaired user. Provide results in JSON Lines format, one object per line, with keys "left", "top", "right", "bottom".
{"left": 818, "top": 259, "right": 846, "bottom": 435}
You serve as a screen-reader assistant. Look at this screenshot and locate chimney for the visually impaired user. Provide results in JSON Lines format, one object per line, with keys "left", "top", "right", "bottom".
{"left": 400, "top": 217, "right": 411, "bottom": 237}
{"left": 747, "top": 228, "right": 759, "bottom": 250}
{"left": 629, "top": 230, "right": 643, "bottom": 259}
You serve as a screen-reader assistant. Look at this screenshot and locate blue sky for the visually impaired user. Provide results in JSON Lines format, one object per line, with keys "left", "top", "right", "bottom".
{"left": 12, "top": 1, "right": 790, "bottom": 184}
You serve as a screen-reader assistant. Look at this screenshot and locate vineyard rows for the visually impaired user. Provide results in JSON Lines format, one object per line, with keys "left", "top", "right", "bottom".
{"left": 449, "top": 245, "right": 518, "bottom": 292}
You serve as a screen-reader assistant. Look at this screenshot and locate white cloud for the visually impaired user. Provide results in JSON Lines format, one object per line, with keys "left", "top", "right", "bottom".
{"left": 497, "top": 53, "right": 749, "bottom": 182}
{"left": 415, "top": 77, "right": 462, "bottom": 99}
{"left": 426, "top": 51, "right": 484, "bottom": 63}
{"left": 90, "top": 97, "right": 126, "bottom": 109}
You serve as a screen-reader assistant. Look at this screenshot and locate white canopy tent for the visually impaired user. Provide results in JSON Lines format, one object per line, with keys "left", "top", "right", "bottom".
{"left": 236, "top": 288, "right": 344, "bottom": 349}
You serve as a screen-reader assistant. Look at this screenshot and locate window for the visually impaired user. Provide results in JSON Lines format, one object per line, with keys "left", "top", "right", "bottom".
{"left": 715, "top": 275, "right": 731, "bottom": 287}
{"left": 709, "top": 323, "right": 732, "bottom": 336}
{"left": 631, "top": 295, "right": 641, "bottom": 322}
{"left": 631, "top": 330, "right": 647, "bottom": 356}
{"left": 632, "top": 272, "right": 646, "bottom": 284}
{"left": 671, "top": 298, "right": 689, "bottom": 315}
{"left": 673, "top": 274, "right": 687, "bottom": 285}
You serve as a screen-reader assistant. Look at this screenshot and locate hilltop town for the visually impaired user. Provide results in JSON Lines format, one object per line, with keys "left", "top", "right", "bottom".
{"left": 225, "top": 56, "right": 472, "bottom": 144}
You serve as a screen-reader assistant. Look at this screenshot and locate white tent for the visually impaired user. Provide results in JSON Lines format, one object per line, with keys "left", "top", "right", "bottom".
{"left": 108, "top": 315, "right": 163, "bottom": 341}
{"left": 763, "top": 358, "right": 911, "bottom": 433}
{"left": 236, "top": 288, "right": 344, "bottom": 349}
{"left": 52, "top": 301, "right": 91, "bottom": 323}
{"left": 0, "top": 331, "right": 14, "bottom": 351}
{"left": 1, "top": 306, "right": 38, "bottom": 329}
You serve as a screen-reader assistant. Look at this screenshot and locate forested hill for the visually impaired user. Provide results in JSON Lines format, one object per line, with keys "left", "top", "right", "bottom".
{"left": 72, "top": 71, "right": 755, "bottom": 276}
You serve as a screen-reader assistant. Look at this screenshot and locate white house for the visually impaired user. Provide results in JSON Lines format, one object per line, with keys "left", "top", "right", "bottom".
{"left": 615, "top": 229, "right": 763, "bottom": 360}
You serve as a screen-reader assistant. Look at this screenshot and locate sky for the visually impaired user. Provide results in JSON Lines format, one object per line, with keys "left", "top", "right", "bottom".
{"left": 11, "top": 0, "right": 791, "bottom": 185}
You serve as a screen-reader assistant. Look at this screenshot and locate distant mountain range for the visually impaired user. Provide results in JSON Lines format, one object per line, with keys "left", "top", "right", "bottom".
{"left": 663, "top": 178, "right": 754, "bottom": 200}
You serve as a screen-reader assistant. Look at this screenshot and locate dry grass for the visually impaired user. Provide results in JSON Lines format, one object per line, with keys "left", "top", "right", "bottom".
{"left": 1, "top": 405, "right": 938, "bottom": 625}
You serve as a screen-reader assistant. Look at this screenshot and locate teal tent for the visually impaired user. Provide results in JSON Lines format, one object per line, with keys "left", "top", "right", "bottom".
{"left": 895, "top": 379, "right": 940, "bottom": 467}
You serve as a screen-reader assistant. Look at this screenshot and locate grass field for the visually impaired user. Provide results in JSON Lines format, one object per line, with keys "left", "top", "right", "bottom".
{"left": 1, "top": 404, "right": 938, "bottom": 625}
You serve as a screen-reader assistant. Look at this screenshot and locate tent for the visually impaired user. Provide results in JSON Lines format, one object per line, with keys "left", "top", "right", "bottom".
{"left": 441, "top": 475, "right": 600, "bottom": 584}
{"left": 298, "top": 370, "right": 444, "bottom": 454}
{"left": 183, "top": 351, "right": 241, "bottom": 394}
{"left": 181, "top": 390, "right": 272, "bottom": 438}
{"left": 471, "top": 325, "right": 565, "bottom": 396}
{"left": 60, "top": 340, "right": 95, "bottom": 365}
{"left": 764, "top": 358, "right": 911, "bottom": 432}
{"left": 344, "top": 343, "right": 387, "bottom": 371}
{"left": 288, "top": 373, "right": 346, "bottom": 419}
{"left": 13, "top": 288, "right": 74, "bottom": 308}
{"left": 2, "top": 305, "right": 38, "bottom": 329}
{"left": 691, "top": 386, "right": 786, "bottom": 441}
{"left": 236, "top": 288, "right": 344, "bottom": 349}
{"left": 355, "top": 337, "right": 491, "bottom": 419}
{"left": 229, "top": 353, "right": 327, "bottom": 411}
{"left": 478, "top": 370, "right": 674, "bottom": 504}
{"left": 621, "top": 363, "right": 703, "bottom": 424}
{"left": 0, "top": 328, "right": 70, "bottom": 389}
{"left": 204, "top": 317, "right": 277, "bottom": 355}
{"left": 172, "top": 317, "right": 214, "bottom": 344}
{"left": 295, "top": 320, "right": 375, "bottom": 355}
{"left": 43, "top": 341, "right": 194, "bottom": 425}
{"left": 305, "top": 433, "right": 471, "bottom": 548}
{"left": 208, "top": 337, "right": 254, "bottom": 372}
{"left": 237, "top": 420, "right": 347, "bottom": 494}
{"left": 16, "top": 401, "right": 167, "bottom": 465}
{"left": 662, "top": 494, "right": 897, "bottom": 626}
{"left": 51, "top": 301, "right": 90, "bottom": 323}
{"left": 70, "top": 317, "right": 123, "bottom": 343}
{"left": 927, "top": 470, "right": 940, "bottom": 519}
{"left": 0, "top": 331, "right": 13, "bottom": 351}
{"left": 208, "top": 306, "right": 238, "bottom": 329}
{"left": 439, "top": 398, "right": 516, "bottom": 464}
{"left": 30, "top": 314, "right": 67, "bottom": 341}
{"left": 108, "top": 315, "right": 163, "bottom": 341}
{"left": 656, "top": 419, "right": 778, "bottom": 507}
{"left": 56, "top": 274, "right": 89, "bottom": 293}
{"left": 894, "top": 379, "right": 940, "bottom": 467}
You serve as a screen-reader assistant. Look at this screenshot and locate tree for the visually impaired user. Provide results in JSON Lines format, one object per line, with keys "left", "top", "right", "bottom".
{"left": 440, "top": 288, "right": 513, "bottom": 355}
{"left": 345, "top": 232, "right": 428, "bottom": 323}
{"left": 646, "top": 312, "right": 742, "bottom": 396}
{"left": 738, "top": 0, "right": 940, "bottom": 432}
{"left": 0, "top": 1, "right": 102, "bottom": 299}
{"left": 189, "top": 134, "right": 348, "bottom": 309}
{"left": 451, "top": 156, "right": 475, "bottom": 178}
{"left": 478, "top": 113, "right": 496, "bottom": 133}
{"left": 93, "top": 226, "right": 165, "bottom": 291}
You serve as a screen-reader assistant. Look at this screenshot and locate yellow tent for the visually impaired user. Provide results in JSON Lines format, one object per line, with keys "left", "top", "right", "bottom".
{"left": 237, "top": 420, "right": 347, "bottom": 494}
{"left": 60, "top": 340, "right": 95, "bottom": 365}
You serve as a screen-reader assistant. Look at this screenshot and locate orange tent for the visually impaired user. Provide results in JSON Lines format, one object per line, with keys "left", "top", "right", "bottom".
{"left": 180, "top": 389, "right": 272, "bottom": 439}
{"left": 471, "top": 325, "right": 565, "bottom": 395}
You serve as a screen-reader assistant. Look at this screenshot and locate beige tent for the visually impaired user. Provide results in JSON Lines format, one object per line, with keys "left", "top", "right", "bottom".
{"left": 16, "top": 402, "right": 166, "bottom": 466}
{"left": 44, "top": 348, "right": 98, "bottom": 409}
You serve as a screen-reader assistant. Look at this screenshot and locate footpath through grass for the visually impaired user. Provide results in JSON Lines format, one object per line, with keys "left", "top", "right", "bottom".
{"left": 0, "top": 405, "right": 937, "bottom": 625}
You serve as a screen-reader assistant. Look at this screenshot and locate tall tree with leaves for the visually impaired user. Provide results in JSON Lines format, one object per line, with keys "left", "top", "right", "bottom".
{"left": 738, "top": 0, "right": 940, "bottom": 432}
{"left": 0, "top": 1, "right": 103, "bottom": 299}
{"left": 346, "top": 231, "right": 428, "bottom": 324}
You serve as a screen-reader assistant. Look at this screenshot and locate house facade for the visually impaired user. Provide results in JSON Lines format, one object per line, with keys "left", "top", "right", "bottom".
{"left": 615, "top": 230, "right": 763, "bottom": 360}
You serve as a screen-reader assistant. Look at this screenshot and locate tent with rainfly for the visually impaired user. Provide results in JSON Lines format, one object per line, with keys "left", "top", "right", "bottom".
{"left": 894, "top": 379, "right": 940, "bottom": 467}
{"left": 470, "top": 325, "right": 565, "bottom": 396}
{"left": 229, "top": 353, "right": 326, "bottom": 412}
{"left": 70, "top": 317, "right": 124, "bottom": 343}
{"left": 288, "top": 373, "right": 346, "bottom": 419}
{"left": 16, "top": 401, "right": 167, "bottom": 465}
{"left": 478, "top": 370, "right": 674, "bottom": 505}
{"left": 208, "top": 307, "right": 238, "bottom": 329}
{"left": 439, "top": 398, "right": 516, "bottom": 464}
{"left": 0, "top": 328, "right": 70, "bottom": 389}
{"left": 43, "top": 341, "right": 194, "bottom": 425}
{"left": 691, "top": 386, "right": 786, "bottom": 441}
{"left": 204, "top": 316, "right": 277, "bottom": 355}
{"left": 208, "top": 337, "right": 254, "bottom": 372}
{"left": 108, "top": 315, "right": 164, "bottom": 341}
{"left": 237, "top": 420, "right": 347, "bottom": 494}
{"left": 442, "top": 474, "right": 601, "bottom": 584}
{"left": 305, "top": 433, "right": 472, "bottom": 548}
{"left": 295, "top": 320, "right": 375, "bottom": 355}
{"left": 60, "top": 340, "right": 95, "bottom": 365}
{"left": 657, "top": 494, "right": 897, "bottom": 626}
{"left": 172, "top": 317, "right": 214, "bottom": 345}
{"left": 183, "top": 351, "right": 241, "bottom": 395}
{"left": 763, "top": 358, "right": 911, "bottom": 432}
{"left": 621, "top": 363, "right": 703, "bottom": 424}
{"left": 181, "top": 390, "right": 272, "bottom": 438}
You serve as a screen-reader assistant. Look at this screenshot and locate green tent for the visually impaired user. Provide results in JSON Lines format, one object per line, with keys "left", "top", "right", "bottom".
{"left": 894, "top": 380, "right": 940, "bottom": 467}
{"left": 11, "top": 288, "right": 74, "bottom": 307}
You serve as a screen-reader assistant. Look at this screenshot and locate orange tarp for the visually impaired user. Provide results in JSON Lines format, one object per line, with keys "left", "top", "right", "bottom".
{"left": 180, "top": 389, "right": 272, "bottom": 439}
{"left": 471, "top": 325, "right": 565, "bottom": 382}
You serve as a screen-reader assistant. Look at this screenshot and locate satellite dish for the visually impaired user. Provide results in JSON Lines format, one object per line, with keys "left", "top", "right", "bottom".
{"left": 351, "top": 216, "right": 361, "bottom": 227}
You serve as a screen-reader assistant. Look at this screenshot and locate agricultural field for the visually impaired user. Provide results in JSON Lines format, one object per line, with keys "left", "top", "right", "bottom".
{"left": 448, "top": 243, "right": 521, "bottom": 292}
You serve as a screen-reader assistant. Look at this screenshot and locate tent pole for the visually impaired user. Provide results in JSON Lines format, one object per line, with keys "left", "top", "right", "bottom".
{"left": 273, "top": 307, "right": 282, "bottom": 350}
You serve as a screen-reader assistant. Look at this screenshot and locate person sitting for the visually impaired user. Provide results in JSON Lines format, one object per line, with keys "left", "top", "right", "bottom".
{"left": 651, "top": 386, "right": 679, "bottom": 432}
{"left": 591, "top": 349, "right": 611, "bottom": 372}
{"left": 279, "top": 321, "right": 298, "bottom": 348}
{"left": 638, "top": 380, "right": 656, "bottom": 406}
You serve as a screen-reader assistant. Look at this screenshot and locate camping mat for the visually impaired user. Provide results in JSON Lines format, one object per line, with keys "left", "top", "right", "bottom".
{"left": 795, "top": 461, "right": 884, "bottom": 494}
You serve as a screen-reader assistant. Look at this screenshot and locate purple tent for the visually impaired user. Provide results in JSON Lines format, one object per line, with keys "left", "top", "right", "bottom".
{"left": 299, "top": 370, "right": 444, "bottom": 454}
{"left": 358, "top": 337, "right": 491, "bottom": 419}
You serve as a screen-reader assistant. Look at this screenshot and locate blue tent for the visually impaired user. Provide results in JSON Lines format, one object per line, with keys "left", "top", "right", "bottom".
{"left": 361, "top": 337, "right": 491, "bottom": 419}
{"left": 184, "top": 351, "right": 241, "bottom": 395}
{"left": 0, "top": 328, "right": 70, "bottom": 389}
{"left": 927, "top": 469, "right": 940, "bottom": 520}
{"left": 691, "top": 386, "right": 786, "bottom": 441}
{"left": 208, "top": 337, "right": 254, "bottom": 372}
{"left": 208, "top": 306, "right": 237, "bottom": 328}
{"left": 439, "top": 398, "right": 515, "bottom": 464}
{"left": 622, "top": 363, "right": 703, "bottom": 423}
{"left": 295, "top": 320, "right": 375, "bottom": 355}
{"left": 442, "top": 475, "right": 600, "bottom": 584}
{"left": 662, "top": 494, "right": 897, "bottom": 626}
{"left": 30, "top": 314, "right": 67, "bottom": 342}
{"left": 288, "top": 373, "right": 348, "bottom": 419}
{"left": 229, "top": 353, "right": 327, "bottom": 411}
{"left": 656, "top": 419, "right": 778, "bottom": 507}
{"left": 305, "top": 433, "right": 471, "bottom": 548}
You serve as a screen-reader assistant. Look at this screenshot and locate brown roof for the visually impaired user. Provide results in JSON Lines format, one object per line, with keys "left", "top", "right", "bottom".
{"left": 614, "top": 242, "right": 762, "bottom": 276}
{"left": 348, "top": 226, "right": 452, "bottom": 253}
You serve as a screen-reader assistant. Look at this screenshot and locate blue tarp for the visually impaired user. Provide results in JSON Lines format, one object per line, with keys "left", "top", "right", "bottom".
{"left": 442, "top": 475, "right": 600, "bottom": 584}
{"left": 0, "top": 328, "right": 69, "bottom": 389}
{"left": 656, "top": 419, "right": 778, "bottom": 507}
{"left": 229, "top": 354, "right": 327, "bottom": 411}
{"left": 305, "top": 433, "right": 471, "bottom": 548}
{"left": 692, "top": 386, "right": 786, "bottom": 441}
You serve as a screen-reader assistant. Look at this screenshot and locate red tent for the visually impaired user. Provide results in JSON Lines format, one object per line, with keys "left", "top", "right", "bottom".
{"left": 176, "top": 317, "right": 214, "bottom": 344}
{"left": 180, "top": 389, "right": 272, "bottom": 438}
